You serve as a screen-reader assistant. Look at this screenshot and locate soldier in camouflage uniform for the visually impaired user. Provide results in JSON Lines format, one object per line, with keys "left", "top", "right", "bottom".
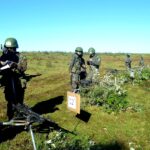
{"left": 87, "top": 47, "right": 101, "bottom": 83}
{"left": 69, "top": 47, "right": 86, "bottom": 93}
{"left": 0, "top": 37, "right": 27, "bottom": 120}
{"left": 139, "top": 56, "right": 144, "bottom": 68}
{"left": 125, "top": 54, "right": 132, "bottom": 70}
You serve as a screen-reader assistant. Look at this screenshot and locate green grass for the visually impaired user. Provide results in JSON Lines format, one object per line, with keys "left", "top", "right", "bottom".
{"left": 0, "top": 52, "right": 149, "bottom": 150}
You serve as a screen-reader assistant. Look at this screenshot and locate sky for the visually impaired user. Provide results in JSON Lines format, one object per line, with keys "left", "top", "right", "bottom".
{"left": 0, "top": 0, "right": 150, "bottom": 53}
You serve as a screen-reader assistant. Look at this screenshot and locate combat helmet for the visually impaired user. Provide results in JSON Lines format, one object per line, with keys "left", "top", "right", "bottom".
{"left": 88, "top": 47, "right": 95, "bottom": 54}
{"left": 4, "top": 37, "right": 19, "bottom": 48}
{"left": 75, "top": 47, "right": 83, "bottom": 53}
{"left": 126, "top": 54, "right": 130, "bottom": 57}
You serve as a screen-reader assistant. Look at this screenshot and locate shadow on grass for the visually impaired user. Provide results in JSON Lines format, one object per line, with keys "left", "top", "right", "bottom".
{"left": 89, "top": 141, "right": 127, "bottom": 150}
{"left": 0, "top": 126, "right": 24, "bottom": 143}
{"left": 76, "top": 109, "right": 91, "bottom": 123}
{"left": 31, "top": 96, "right": 64, "bottom": 115}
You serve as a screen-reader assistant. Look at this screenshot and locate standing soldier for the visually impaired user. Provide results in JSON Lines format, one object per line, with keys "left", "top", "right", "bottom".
{"left": 87, "top": 47, "right": 101, "bottom": 83}
{"left": 125, "top": 54, "right": 132, "bottom": 70}
{"left": 0, "top": 37, "right": 27, "bottom": 120}
{"left": 69, "top": 47, "right": 86, "bottom": 93}
{"left": 139, "top": 56, "right": 144, "bottom": 68}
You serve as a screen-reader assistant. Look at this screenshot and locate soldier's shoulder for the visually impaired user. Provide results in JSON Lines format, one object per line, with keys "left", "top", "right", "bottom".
{"left": 71, "top": 53, "right": 78, "bottom": 59}
{"left": 18, "top": 52, "right": 27, "bottom": 58}
{"left": 95, "top": 54, "right": 100, "bottom": 59}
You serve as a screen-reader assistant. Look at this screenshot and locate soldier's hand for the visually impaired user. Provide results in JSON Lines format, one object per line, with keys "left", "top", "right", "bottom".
{"left": 9, "top": 61, "right": 18, "bottom": 68}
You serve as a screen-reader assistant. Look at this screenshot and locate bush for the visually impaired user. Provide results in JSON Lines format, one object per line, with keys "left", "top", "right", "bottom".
{"left": 81, "top": 83, "right": 128, "bottom": 113}
{"left": 43, "top": 130, "right": 94, "bottom": 150}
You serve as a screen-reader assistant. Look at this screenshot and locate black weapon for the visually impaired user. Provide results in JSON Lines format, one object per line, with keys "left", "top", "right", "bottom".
{"left": 13, "top": 103, "right": 76, "bottom": 135}
{"left": 13, "top": 103, "right": 49, "bottom": 124}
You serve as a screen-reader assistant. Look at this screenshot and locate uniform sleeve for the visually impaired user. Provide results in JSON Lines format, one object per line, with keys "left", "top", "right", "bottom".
{"left": 69, "top": 55, "right": 76, "bottom": 73}
{"left": 17, "top": 54, "right": 27, "bottom": 72}
{"left": 92, "top": 56, "right": 101, "bottom": 66}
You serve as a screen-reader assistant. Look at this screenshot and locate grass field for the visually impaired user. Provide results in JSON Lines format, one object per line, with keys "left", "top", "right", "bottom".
{"left": 0, "top": 52, "right": 150, "bottom": 150}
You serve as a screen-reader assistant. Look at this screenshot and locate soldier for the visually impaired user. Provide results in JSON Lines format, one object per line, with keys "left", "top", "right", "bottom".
{"left": 69, "top": 47, "right": 86, "bottom": 93}
{"left": 139, "top": 56, "right": 144, "bottom": 68}
{"left": 87, "top": 47, "right": 101, "bottom": 83}
{"left": 125, "top": 54, "right": 132, "bottom": 70}
{"left": 0, "top": 37, "right": 27, "bottom": 120}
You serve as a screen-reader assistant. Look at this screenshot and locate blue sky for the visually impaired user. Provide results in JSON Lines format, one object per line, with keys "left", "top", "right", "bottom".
{"left": 0, "top": 0, "right": 150, "bottom": 53}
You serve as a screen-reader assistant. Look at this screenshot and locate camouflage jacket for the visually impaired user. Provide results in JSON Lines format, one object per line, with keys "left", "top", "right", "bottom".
{"left": 125, "top": 57, "right": 132, "bottom": 68}
{"left": 139, "top": 58, "right": 144, "bottom": 67}
{"left": 69, "top": 53, "right": 85, "bottom": 74}
{"left": 88, "top": 54, "right": 101, "bottom": 70}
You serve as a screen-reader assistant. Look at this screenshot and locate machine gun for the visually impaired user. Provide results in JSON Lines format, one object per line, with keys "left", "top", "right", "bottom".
{"left": 0, "top": 63, "right": 75, "bottom": 150}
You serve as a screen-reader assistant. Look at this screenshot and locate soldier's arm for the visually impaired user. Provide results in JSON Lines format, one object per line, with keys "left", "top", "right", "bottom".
{"left": 17, "top": 53, "right": 27, "bottom": 73}
{"left": 81, "top": 58, "right": 86, "bottom": 70}
{"left": 91, "top": 56, "right": 100, "bottom": 67}
{"left": 69, "top": 55, "right": 76, "bottom": 73}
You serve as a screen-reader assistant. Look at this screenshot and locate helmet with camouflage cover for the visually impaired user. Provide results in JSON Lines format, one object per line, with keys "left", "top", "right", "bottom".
{"left": 75, "top": 47, "right": 83, "bottom": 53}
{"left": 88, "top": 47, "right": 95, "bottom": 54}
{"left": 4, "top": 37, "right": 19, "bottom": 48}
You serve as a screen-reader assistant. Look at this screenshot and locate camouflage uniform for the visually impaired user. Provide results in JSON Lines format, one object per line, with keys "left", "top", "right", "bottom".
{"left": 139, "top": 56, "right": 144, "bottom": 67}
{"left": 125, "top": 54, "right": 132, "bottom": 70}
{"left": 69, "top": 47, "right": 86, "bottom": 93}
{"left": 87, "top": 48, "right": 101, "bottom": 83}
{"left": 0, "top": 38, "right": 27, "bottom": 120}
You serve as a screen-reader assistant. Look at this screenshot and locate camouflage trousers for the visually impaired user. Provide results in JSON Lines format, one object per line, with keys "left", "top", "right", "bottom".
{"left": 71, "top": 73, "right": 80, "bottom": 93}
{"left": 87, "top": 69, "right": 100, "bottom": 84}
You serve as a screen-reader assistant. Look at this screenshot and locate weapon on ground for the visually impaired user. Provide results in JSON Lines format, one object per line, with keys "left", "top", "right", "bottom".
{"left": 0, "top": 104, "right": 75, "bottom": 150}
{"left": 13, "top": 103, "right": 75, "bottom": 134}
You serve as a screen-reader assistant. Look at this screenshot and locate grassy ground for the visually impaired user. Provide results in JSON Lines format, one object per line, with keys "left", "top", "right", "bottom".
{"left": 0, "top": 52, "right": 150, "bottom": 150}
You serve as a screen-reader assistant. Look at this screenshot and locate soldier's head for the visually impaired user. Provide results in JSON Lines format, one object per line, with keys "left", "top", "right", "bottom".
{"left": 126, "top": 54, "right": 130, "bottom": 57}
{"left": 140, "top": 56, "right": 143, "bottom": 60}
{"left": 4, "top": 37, "right": 19, "bottom": 53}
{"left": 88, "top": 47, "right": 95, "bottom": 57}
{"left": 75, "top": 47, "right": 83, "bottom": 56}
